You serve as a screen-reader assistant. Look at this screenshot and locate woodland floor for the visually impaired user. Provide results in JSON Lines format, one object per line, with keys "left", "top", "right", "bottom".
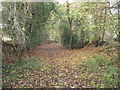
{"left": 2, "top": 42, "right": 118, "bottom": 88}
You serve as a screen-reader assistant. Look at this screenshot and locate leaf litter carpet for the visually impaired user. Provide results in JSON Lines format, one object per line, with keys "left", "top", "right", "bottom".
{"left": 3, "top": 43, "right": 105, "bottom": 88}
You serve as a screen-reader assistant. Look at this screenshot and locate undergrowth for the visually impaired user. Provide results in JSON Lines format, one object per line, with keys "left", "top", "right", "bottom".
{"left": 2, "top": 58, "right": 43, "bottom": 88}
{"left": 77, "top": 54, "right": 119, "bottom": 88}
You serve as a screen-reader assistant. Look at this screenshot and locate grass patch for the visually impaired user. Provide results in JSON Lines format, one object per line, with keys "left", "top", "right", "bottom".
{"left": 77, "top": 54, "right": 119, "bottom": 88}
{"left": 2, "top": 58, "right": 43, "bottom": 88}
{"left": 102, "top": 66, "right": 118, "bottom": 88}
{"left": 84, "top": 59, "right": 99, "bottom": 73}
{"left": 93, "top": 54, "right": 107, "bottom": 66}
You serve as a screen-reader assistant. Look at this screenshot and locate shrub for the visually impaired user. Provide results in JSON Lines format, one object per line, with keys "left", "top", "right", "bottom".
{"left": 60, "top": 25, "right": 89, "bottom": 49}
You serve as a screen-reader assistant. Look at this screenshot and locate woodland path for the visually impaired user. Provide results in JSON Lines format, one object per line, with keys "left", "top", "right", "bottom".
{"left": 3, "top": 41, "right": 117, "bottom": 88}
{"left": 20, "top": 42, "right": 102, "bottom": 88}
{"left": 3, "top": 42, "right": 106, "bottom": 88}
{"left": 27, "top": 42, "right": 96, "bottom": 71}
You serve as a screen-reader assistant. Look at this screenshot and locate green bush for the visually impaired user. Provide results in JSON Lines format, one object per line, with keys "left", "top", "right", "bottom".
{"left": 60, "top": 25, "right": 89, "bottom": 48}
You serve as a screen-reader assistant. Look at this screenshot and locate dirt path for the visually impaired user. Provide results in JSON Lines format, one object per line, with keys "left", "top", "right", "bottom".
{"left": 27, "top": 42, "right": 96, "bottom": 69}
{"left": 3, "top": 42, "right": 102, "bottom": 88}
{"left": 3, "top": 42, "right": 116, "bottom": 88}
{"left": 19, "top": 42, "right": 101, "bottom": 88}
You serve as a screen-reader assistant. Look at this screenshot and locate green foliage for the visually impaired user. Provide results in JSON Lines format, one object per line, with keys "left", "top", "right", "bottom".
{"left": 3, "top": 58, "right": 42, "bottom": 73}
{"left": 92, "top": 54, "right": 106, "bottom": 66}
{"left": 102, "top": 66, "right": 118, "bottom": 88}
{"left": 2, "top": 58, "right": 43, "bottom": 87}
{"left": 2, "top": 2, "right": 118, "bottom": 50}
{"left": 84, "top": 59, "right": 99, "bottom": 73}
{"left": 60, "top": 24, "right": 89, "bottom": 48}
{"left": 24, "top": 2, "right": 56, "bottom": 49}
{"left": 2, "top": 2, "right": 56, "bottom": 50}
{"left": 82, "top": 54, "right": 118, "bottom": 88}
{"left": 61, "top": 26, "right": 70, "bottom": 47}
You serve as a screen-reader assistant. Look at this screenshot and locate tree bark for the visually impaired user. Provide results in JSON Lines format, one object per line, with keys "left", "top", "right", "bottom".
{"left": 102, "top": 5, "right": 107, "bottom": 41}
{"left": 118, "top": 2, "right": 120, "bottom": 63}
{"left": 67, "top": 2, "right": 73, "bottom": 49}
{"left": 68, "top": 18, "right": 72, "bottom": 49}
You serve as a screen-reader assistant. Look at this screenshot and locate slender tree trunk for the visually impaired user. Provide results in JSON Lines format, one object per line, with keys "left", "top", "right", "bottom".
{"left": 118, "top": 2, "right": 120, "bottom": 63}
{"left": 68, "top": 18, "right": 72, "bottom": 49}
{"left": 102, "top": 5, "right": 107, "bottom": 41}
{"left": 67, "top": 2, "right": 73, "bottom": 49}
{"left": 13, "top": 2, "right": 26, "bottom": 58}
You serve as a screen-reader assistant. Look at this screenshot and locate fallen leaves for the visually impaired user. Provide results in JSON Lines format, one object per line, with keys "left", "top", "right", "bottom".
{"left": 2, "top": 43, "right": 118, "bottom": 88}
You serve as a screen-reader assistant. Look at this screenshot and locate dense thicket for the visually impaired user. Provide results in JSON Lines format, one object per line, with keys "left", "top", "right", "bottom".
{"left": 2, "top": 2, "right": 55, "bottom": 51}
{"left": 2, "top": 2, "right": 119, "bottom": 50}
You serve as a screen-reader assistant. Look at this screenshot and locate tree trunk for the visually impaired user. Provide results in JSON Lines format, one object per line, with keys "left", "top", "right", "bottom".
{"left": 118, "top": 2, "right": 120, "bottom": 63}
{"left": 102, "top": 5, "right": 107, "bottom": 41}
{"left": 68, "top": 18, "right": 72, "bottom": 49}
{"left": 67, "top": 2, "right": 73, "bottom": 49}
